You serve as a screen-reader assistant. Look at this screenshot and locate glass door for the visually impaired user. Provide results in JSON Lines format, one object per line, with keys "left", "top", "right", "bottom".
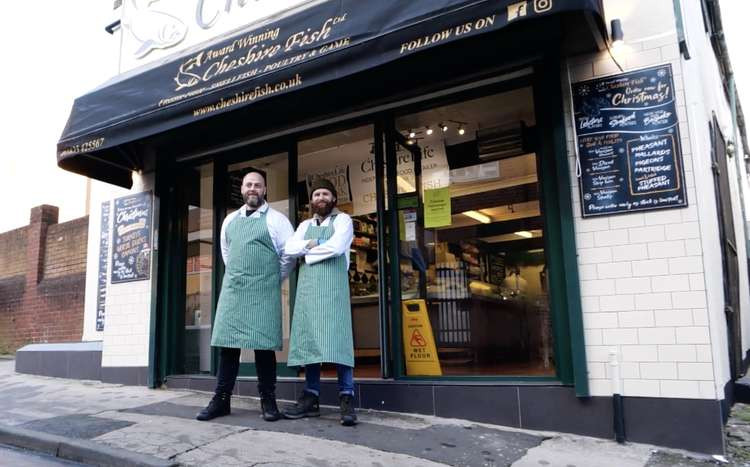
{"left": 224, "top": 152, "right": 294, "bottom": 376}
{"left": 297, "top": 124, "right": 386, "bottom": 379}
{"left": 182, "top": 162, "right": 214, "bottom": 375}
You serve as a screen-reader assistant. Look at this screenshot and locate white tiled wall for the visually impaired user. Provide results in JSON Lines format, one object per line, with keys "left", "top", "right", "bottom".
{"left": 562, "top": 1, "right": 723, "bottom": 399}
{"left": 83, "top": 173, "right": 156, "bottom": 368}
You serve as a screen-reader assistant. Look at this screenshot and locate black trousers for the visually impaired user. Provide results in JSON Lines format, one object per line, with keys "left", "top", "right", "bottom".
{"left": 215, "top": 347, "right": 277, "bottom": 397}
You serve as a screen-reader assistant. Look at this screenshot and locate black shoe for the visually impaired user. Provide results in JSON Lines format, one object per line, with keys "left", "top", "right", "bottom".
{"left": 196, "top": 393, "right": 231, "bottom": 421}
{"left": 282, "top": 391, "right": 320, "bottom": 419}
{"left": 339, "top": 394, "right": 357, "bottom": 426}
{"left": 260, "top": 394, "right": 281, "bottom": 422}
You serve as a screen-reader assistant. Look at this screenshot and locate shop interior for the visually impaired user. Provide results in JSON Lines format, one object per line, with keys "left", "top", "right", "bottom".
{"left": 394, "top": 87, "right": 555, "bottom": 376}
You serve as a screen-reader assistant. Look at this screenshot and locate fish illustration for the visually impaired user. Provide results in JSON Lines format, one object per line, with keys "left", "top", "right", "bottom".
{"left": 122, "top": 0, "right": 188, "bottom": 58}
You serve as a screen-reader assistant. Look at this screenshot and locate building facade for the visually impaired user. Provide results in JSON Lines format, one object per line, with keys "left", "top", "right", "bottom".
{"left": 21, "top": 0, "right": 750, "bottom": 454}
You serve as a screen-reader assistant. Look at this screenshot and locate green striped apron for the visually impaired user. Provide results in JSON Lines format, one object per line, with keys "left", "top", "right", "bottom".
{"left": 288, "top": 216, "right": 354, "bottom": 367}
{"left": 211, "top": 210, "right": 282, "bottom": 350}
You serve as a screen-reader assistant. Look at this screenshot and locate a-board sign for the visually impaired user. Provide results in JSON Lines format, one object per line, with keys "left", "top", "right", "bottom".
{"left": 111, "top": 192, "right": 153, "bottom": 284}
{"left": 572, "top": 64, "right": 687, "bottom": 217}
{"left": 401, "top": 299, "right": 442, "bottom": 376}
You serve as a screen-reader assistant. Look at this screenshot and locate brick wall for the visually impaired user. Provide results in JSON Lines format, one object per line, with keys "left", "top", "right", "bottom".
{"left": 0, "top": 205, "right": 88, "bottom": 352}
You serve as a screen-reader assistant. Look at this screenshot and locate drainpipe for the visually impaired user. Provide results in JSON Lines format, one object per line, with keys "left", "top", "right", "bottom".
{"left": 609, "top": 350, "right": 626, "bottom": 443}
{"left": 710, "top": 0, "right": 750, "bottom": 275}
{"left": 729, "top": 77, "right": 750, "bottom": 263}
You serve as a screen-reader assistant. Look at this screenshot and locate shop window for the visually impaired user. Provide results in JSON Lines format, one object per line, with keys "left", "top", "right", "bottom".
{"left": 184, "top": 162, "right": 214, "bottom": 374}
{"left": 395, "top": 87, "right": 555, "bottom": 376}
{"left": 297, "top": 125, "right": 381, "bottom": 378}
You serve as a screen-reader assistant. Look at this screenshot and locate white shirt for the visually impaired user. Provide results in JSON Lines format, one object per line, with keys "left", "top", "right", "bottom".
{"left": 220, "top": 202, "right": 295, "bottom": 279}
{"left": 284, "top": 209, "right": 354, "bottom": 265}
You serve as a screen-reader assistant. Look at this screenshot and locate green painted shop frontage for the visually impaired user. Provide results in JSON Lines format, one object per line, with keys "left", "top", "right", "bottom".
{"left": 47, "top": 0, "right": 736, "bottom": 454}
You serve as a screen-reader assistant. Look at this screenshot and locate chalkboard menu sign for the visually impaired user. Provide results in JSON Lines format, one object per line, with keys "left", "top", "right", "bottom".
{"left": 111, "top": 192, "right": 153, "bottom": 283}
{"left": 572, "top": 64, "right": 687, "bottom": 217}
{"left": 96, "top": 201, "right": 111, "bottom": 331}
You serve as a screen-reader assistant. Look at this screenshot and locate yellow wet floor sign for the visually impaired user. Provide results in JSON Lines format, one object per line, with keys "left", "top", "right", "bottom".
{"left": 402, "top": 299, "right": 442, "bottom": 376}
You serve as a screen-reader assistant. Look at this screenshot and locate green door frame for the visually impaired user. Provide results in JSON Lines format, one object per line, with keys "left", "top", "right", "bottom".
{"left": 533, "top": 57, "right": 589, "bottom": 395}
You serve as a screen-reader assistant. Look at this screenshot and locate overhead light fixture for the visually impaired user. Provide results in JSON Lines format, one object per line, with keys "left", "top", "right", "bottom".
{"left": 407, "top": 139, "right": 415, "bottom": 145}
{"left": 408, "top": 129, "right": 416, "bottom": 138}
{"left": 425, "top": 126, "right": 433, "bottom": 135}
{"left": 440, "top": 122, "right": 448, "bottom": 132}
{"left": 462, "top": 210, "right": 491, "bottom": 224}
{"left": 514, "top": 230, "right": 533, "bottom": 239}
{"left": 449, "top": 120, "right": 468, "bottom": 136}
{"left": 610, "top": 19, "right": 624, "bottom": 49}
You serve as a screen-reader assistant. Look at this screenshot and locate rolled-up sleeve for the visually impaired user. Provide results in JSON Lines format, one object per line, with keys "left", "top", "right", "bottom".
{"left": 267, "top": 211, "right": 296, "bottom": 280}
{"left": 284, "top": 220, "right": 312, "bottom": 258}
{"left": 304, "top": 214, "right": 353, "bottom": 265}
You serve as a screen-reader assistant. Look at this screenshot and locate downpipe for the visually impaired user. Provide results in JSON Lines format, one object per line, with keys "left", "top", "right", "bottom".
{"left": 609, "top": 350, "right": 626, "bottom": 443}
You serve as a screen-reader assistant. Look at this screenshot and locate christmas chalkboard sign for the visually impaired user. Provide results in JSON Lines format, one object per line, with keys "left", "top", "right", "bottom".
{"left": 572, "top": 64, "right": 687, "bottom": 217}
{"left": 111, "top": 191, "right": 153, "bottom": 283}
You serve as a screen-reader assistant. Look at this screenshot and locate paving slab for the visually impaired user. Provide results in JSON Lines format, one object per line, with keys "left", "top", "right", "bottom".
{"left": 511, "top": 435, "right": 653, "bottom": 467}
{"left": 19, "top": 414, "right": 134, "bottom": 440}
{"left": 173, "top": 429, "right": 449, "bottom": 467}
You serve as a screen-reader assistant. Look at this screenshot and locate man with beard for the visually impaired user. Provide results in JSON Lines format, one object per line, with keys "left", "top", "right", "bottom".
{"left": 283, "top": 178, "right": 357, "bottom": 426}
{"left": 196, "top": 170, "right": 294, "bottom": 422}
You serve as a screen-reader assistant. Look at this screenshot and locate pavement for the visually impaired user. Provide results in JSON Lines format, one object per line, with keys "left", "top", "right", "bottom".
{"left": 0, "top": 359, "right": 744, "bottom": 467}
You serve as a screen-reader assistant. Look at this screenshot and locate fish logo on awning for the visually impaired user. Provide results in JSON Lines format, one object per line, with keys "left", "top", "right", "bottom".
{"left": 122, "top": 0, "right": 188, "bottom": 58}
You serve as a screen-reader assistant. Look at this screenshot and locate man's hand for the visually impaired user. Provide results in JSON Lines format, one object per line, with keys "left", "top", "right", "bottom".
{"left": 306, "top": 238, "right": 319, "bottom": 249}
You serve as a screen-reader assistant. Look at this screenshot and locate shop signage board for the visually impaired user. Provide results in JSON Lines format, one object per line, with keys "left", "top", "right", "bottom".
{"left": 300, "top": 138, "right": 449, "bottom": 216}
{"left": 572, "top": 64, "right": 687, "bottom": 217}
{"left": 119, "top": 0, "right": 315, "bottom": 71}
{"left": 59, "top": 0, "right": 604, "bottom": 165}
{"left": 96, "top": 201, "right": 111, "bottom": 331}
{"left": 111, "top": 191, "right": 153, "bottom": 283}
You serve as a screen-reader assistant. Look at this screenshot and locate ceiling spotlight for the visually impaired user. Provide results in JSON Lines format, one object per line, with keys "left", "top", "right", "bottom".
{"left": 514, "top": 231, "right": 533, "bottom": 239}
{"left": 425, "top": 126, "right": 433, "bottom": 135}
{"left": 407, "top": 139, "right": 415, "bottom": 145}
{"left": 408, "top": 129, "right": 416, "bottom": 138}
{"left": 440, "top": 122, "right": 448, "bottom": 132}
{"left": 458, "top": 126, "right": 466, "bottom": 135}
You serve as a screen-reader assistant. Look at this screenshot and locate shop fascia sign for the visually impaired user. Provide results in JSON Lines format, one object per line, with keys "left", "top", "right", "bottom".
{"left": 120, "top": 0, "right": 314, "bottom": 71}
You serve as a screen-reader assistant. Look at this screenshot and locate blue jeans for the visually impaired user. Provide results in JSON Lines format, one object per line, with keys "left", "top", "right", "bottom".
{"left": 303, "top": 363, "right": 354, "bottom": 396}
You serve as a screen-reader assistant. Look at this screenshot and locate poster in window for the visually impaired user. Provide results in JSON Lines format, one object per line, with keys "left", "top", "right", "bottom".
{"left": 111, "top": 191, "right": 153, "bottom": 283}
{"left": 572, "top": 64, "right": 688, "bottom": 217}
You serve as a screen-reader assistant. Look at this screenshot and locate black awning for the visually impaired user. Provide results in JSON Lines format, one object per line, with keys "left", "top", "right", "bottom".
{"left": 58, "top": 0, "right": 605, "bottom": 187}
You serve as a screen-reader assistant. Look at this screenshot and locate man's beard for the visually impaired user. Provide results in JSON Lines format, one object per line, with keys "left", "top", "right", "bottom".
{"left": 311, "top": 199, "right": 334, "bottom": 217}
{"left": 244, "top": 192, "right": 262, "bottom": 208}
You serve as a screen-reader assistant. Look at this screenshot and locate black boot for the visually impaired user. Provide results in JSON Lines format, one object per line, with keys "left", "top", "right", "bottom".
{"left": 260, "top": 393, "right": 281, "bottom": 422}
{"left": 196, "top": 393, "right": 231, "bottom": 421}
{"left": 282, "top": 391, "right": 320, "bottom": 419}
{"left": 339, "top": 394, "right": 357, "bottom": 426}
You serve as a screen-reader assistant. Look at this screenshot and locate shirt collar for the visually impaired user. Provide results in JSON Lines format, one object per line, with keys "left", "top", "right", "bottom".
{"left": 241, "top": 201, "right": 268, "bottom": 216}
{"left": 312, "top": 207, "right": 340, "bottom": 224}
